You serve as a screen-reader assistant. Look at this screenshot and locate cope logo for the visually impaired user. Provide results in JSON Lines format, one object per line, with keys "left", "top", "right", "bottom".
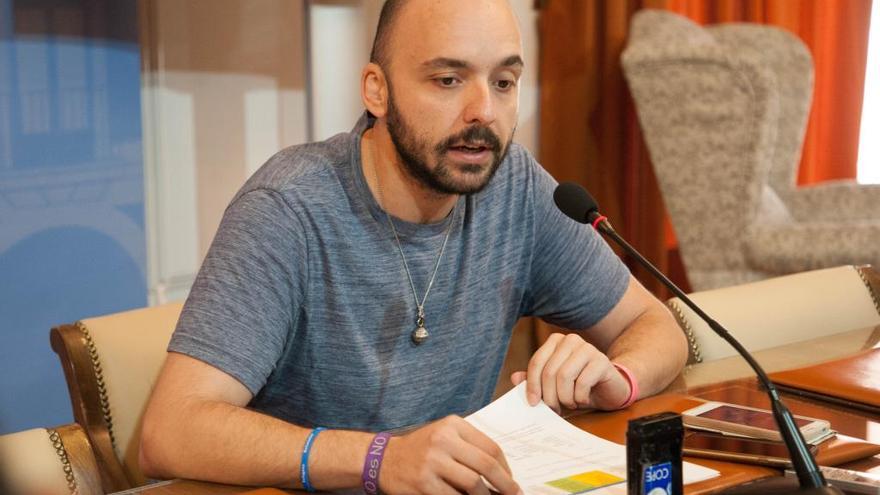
{"left": 643, "top": 461, "right": 672, "bottom": 495}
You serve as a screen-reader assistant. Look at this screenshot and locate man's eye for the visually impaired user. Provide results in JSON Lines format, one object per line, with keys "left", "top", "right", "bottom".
{"left": 496, "top": 80, "right": 515, "bottom": 90}
{"left": 437, "top": 77, "right": 458, "bottom": 87}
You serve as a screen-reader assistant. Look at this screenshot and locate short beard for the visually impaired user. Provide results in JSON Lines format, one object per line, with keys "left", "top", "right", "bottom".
{"left": 385, "top": 90, "right": 514, "bottom": 195}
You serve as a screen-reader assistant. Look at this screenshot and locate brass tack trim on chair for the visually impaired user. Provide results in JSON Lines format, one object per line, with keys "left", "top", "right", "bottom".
{"left": 666, "top": 300, "right": 703, "bottom": 364}
{"left": 856, "top": 266, "right": 880, "bottom": 317}
{"left": 75, "top": 321, "right": 117, "bottom": 453}
{"left": 47, "top": 428, "right": 78, "bottom": 494}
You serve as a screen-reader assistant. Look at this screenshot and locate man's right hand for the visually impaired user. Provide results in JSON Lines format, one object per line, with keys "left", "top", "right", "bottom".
{"left": 378, "top": 415, "right": 523, "bottom": 495}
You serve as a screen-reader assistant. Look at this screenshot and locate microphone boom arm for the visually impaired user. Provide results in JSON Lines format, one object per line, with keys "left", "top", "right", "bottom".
{"left": 593, "top": 217, "right": 827, "bottom": 490}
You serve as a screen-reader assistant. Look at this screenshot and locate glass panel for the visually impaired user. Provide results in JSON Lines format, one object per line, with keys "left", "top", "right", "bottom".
{"left": 0, "top": 0, "right": 146, "bottom": 433}
{"left": 141, "top": 0, "right": 309, "bottom": 303}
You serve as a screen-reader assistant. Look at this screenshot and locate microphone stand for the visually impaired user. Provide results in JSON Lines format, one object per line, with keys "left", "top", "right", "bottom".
{"left": 590, "top": 216, "right": 841, "bottom": 494}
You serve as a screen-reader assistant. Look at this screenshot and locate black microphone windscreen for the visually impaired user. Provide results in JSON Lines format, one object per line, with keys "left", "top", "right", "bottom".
{"left": 553, "top": 182, "right": 599, "bottom": 224}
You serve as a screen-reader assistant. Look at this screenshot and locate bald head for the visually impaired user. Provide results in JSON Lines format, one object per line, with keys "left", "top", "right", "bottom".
{"left": 369, "top": 0, "right": 521, "bottom": 73}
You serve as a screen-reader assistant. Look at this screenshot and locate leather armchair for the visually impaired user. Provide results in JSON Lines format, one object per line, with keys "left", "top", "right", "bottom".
{"left": 0, "top": 423, "right": 102, "bottom": 495}
{"left": 51, "top": 303, "right": 183, "bottom": 492}
{"left": 667, "top": 265, "right": 880, "bottom": 364}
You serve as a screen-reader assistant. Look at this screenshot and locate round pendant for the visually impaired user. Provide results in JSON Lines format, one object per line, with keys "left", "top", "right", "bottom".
{"left": 411, "top": 326, "right": 429, "bottom": 345}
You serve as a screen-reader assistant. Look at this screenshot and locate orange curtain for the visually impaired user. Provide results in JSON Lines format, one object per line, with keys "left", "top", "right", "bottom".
{"left": 534, "top": 0, "right": 872, "bottom": 339}
{"left": 538, "top": 0, "right": 685, "bottom": 300}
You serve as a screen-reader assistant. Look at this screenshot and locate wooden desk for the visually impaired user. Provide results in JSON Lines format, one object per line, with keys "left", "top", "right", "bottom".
{"left": 118, "top": 326, "right": 880, "bottom": 494}
{"left": 566, "top": 393, "right": 778, "bottom": 494}
{"left": 687, "top": 378, "right": 880, "bottom": 471}
{"left": 115, "top": 395, "right": 783, "bottom": 495}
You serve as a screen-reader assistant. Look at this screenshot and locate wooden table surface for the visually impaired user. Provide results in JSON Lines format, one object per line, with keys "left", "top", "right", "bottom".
{"left": 115, "top": 325, "right": 880, "bottom": 494}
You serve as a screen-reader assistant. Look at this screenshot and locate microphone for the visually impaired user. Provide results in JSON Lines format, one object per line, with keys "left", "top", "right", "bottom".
{"left": 553, "top": 182, "right": 841, "bottom": 495}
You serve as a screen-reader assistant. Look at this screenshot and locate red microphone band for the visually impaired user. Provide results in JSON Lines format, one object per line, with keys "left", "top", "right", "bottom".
{"left": 591, "top": 215, "right": 608, "bottom": 231}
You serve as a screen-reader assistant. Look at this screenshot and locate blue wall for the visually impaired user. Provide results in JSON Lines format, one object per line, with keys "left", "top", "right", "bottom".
{"left": 0, "top": 0, "right": 145, "bottom": 433}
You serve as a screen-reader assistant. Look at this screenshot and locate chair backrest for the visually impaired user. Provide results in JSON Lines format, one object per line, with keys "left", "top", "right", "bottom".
{"left": 667, "top": 265, "right": 880, "bottom": 363}
{"left": 51, "top": 302, "right": 183, "bottom": 492}
{"left": 707, "top": 23, "right": 814, "bottom": 197}
{"left": 621, "top": 10, "right": 814, "bottom": 290}
{"left": 0, "top": 424, "right": 102, "bottom": 495}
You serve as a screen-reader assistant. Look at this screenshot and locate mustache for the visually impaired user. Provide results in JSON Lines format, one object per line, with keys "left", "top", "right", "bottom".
{"left": 436, "top": 125, "right": 502, "bottom": 153}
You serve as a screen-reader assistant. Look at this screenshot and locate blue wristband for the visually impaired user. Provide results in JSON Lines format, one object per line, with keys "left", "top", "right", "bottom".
{"left": 300, "top": 427, "right": 326, "bottom": 492}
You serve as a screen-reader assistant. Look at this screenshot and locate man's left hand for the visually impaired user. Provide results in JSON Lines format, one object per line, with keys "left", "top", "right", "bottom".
{"left": 510, "top": 333, "right": 631, "bottom": 413}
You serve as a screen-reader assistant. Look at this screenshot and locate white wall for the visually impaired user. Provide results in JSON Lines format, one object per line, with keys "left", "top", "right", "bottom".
{"left": 512, "top": 0, "right": 541, "bottom": 156}
{"left": 309, "top": 0, "right": 382, "bottom": 140}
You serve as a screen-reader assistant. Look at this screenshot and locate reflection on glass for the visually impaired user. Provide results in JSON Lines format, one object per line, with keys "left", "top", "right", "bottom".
{"left": 0, "top": 0, "right": 146, "bottom": 433}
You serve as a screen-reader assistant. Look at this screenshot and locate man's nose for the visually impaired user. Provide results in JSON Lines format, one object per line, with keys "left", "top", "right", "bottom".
{"left": 462, "top": 82, "right": 496, "bottom": 125}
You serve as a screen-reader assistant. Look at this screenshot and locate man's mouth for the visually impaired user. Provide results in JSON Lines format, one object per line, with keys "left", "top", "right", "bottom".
{"left": 450, "top": 143, "right": 491, "bottom": 154}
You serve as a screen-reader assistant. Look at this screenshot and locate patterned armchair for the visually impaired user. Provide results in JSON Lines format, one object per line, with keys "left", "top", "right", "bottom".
{"left": 621, "top": 9, "right": 880, "bottom": 291}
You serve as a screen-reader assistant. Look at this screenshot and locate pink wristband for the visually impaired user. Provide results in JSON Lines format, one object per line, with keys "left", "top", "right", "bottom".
{"left": 612, "top": 363, "right": 639, "bottom": 409}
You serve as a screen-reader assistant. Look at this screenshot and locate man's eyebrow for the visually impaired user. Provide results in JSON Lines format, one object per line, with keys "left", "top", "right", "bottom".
{"left": 500, "top": 55, "right": 525, "bottom": 68}
{"left": 421, "top": 57, "right": 470, "bottom": 70}
{"left": 420, "top": 55, "right": 525, "bottom": 71}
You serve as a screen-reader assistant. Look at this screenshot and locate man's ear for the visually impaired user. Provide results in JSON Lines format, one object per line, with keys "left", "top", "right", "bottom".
{"left": 362, "top": 63, "right": 389, "bottom": 118}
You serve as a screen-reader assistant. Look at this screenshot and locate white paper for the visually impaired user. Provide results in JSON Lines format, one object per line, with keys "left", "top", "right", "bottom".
{"left": 466, "top": 383, "right": 719, "bottom": 495}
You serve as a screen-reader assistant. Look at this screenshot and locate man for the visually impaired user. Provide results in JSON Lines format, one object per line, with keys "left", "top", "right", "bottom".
{"left": 139, "top": 0, "right": 688, "bottom": 493}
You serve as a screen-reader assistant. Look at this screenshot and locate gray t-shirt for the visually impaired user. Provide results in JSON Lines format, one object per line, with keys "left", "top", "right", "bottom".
{"left": 169, "top": 115, "right": 629, "bottom": 432}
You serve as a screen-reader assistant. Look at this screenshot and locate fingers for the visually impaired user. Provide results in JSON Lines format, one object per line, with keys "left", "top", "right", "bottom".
{"left": 446, "top": 449, "right": 501, "bottom": 495}
{"left": 456, "top": 420, "right": 513, "bottom": 476}
{"left": 526, "top": 333, "right": 564, "bottom": 406}
{"left": 528, "top": 333, "right": 598, "bottom": 412}
{"left": 425, "top": 477, "right": 468, "bottom": 495}
{"left": 436, "top": 467, "right": 487, "bottom": 495}
{"left": 510, "top": 371, "right": 526, "bottom": 386}
{"left": 556, "top": 349, "right": 594, "bottom": 409}
{"left": 427, "top": 417, "right": 521, "bottom": 495}
{"left": 572, "top": 358, "right": 608, "bottom": 408}
{"left": 449, "top": 420, "right": 519, "bottom": 495}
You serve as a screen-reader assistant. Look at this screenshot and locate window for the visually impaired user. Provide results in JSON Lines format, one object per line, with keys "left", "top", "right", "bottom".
{"left": 857, "top": 2, "right": 880, "bottom": 184}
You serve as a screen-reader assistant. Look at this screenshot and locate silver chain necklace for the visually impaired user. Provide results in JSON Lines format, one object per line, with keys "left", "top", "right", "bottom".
{"left": 370, "top": 157, "right": 456, "bottom": 345}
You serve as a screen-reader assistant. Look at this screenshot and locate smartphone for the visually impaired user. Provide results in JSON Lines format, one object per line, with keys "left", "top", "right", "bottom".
{"left": 683, "top": 430, "right": 817, "bottom": 467}
{"left": 682, "top": 401, "right": 831, "bottom": 444}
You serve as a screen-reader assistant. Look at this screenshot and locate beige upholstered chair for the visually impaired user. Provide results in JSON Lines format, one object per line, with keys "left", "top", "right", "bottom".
{"left": 51, "top": 303, "right": 183, "bottom": 492}
{"left": 0, "top": 423, "right": 102, "bottom": 495}
{"left": 622, "top": 9, "right": 880, "bottom": 291}
{"left": 668, "top": 265, "right": 880, "bottom": 364}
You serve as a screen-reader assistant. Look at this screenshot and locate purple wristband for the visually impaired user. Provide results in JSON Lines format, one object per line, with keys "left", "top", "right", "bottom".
{"left": 362, "top": 432, "right": 391, "bottom": 495}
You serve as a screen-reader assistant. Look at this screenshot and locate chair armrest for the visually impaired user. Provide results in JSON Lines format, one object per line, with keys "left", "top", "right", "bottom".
{"left": 55, "top": 423, "right": 104, "bottom": 495}
{"left": 783, "top": 181, "right": 880, "bottom": 222}
{"left": 745, "top": 221, "right": 880, "bottom": 274}
{"left": 0, "top": 423, "right": 103, "bottom": 495}
{"left": 50, "top": 325, "right": 130, "bottom": 493}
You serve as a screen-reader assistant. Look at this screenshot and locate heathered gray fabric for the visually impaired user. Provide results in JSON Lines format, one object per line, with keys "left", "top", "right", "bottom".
{"left": 168, "top": 114, "right": 630, "bottom": 432}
